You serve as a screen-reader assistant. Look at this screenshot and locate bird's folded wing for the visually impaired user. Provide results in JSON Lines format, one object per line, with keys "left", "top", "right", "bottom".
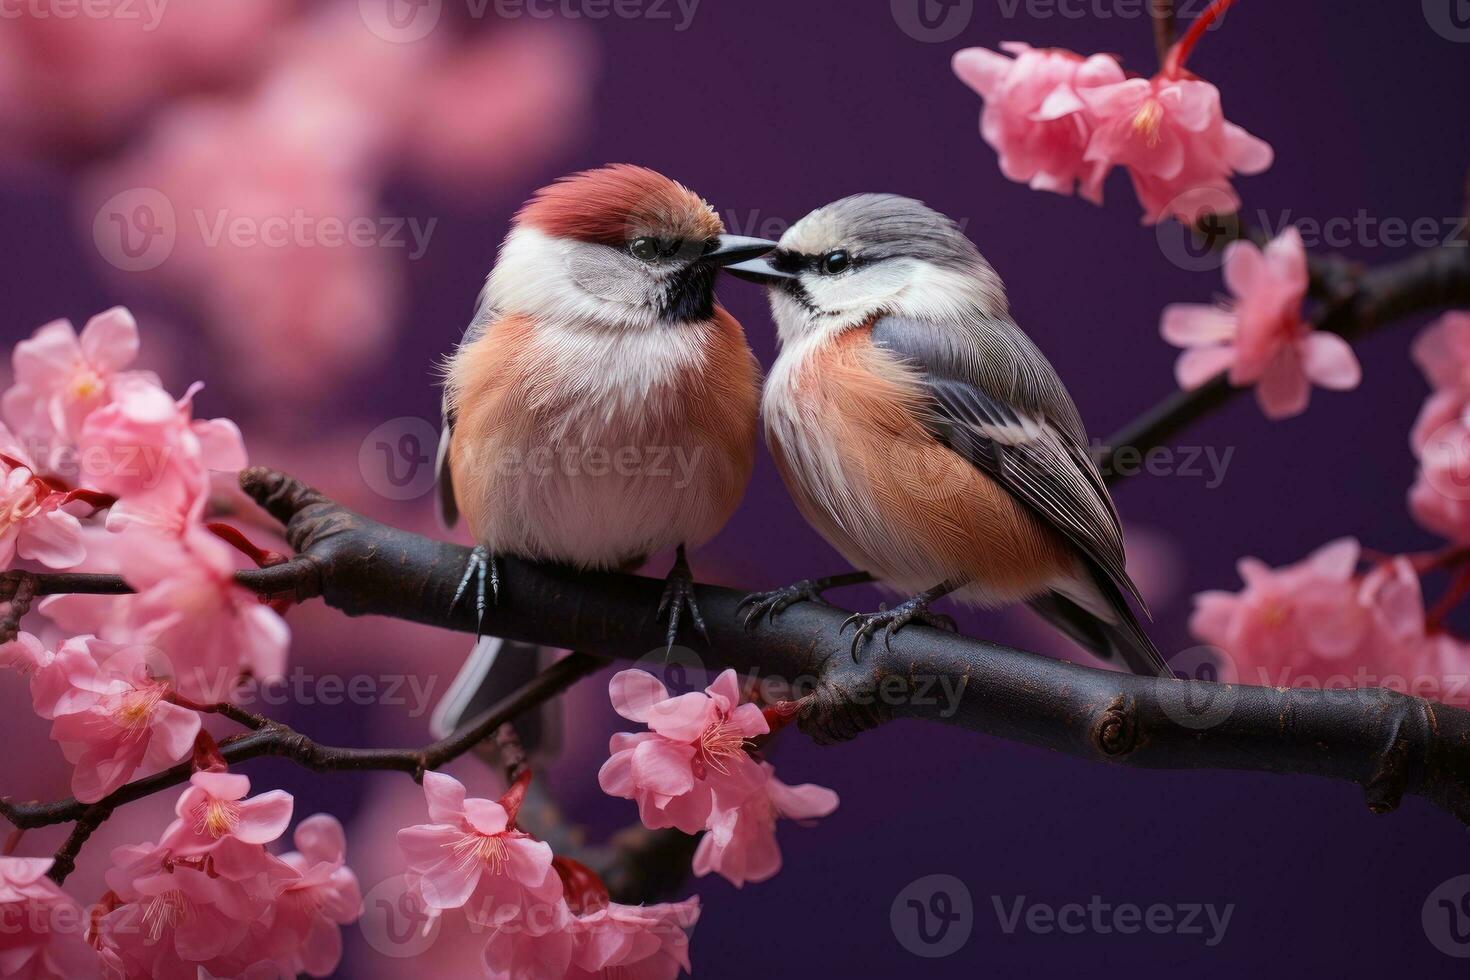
{"left": 871, "top": 314, "right": 1145, "bottom": 614}
{"left": 436, "top": 287, "right": 500, "bottom": 529}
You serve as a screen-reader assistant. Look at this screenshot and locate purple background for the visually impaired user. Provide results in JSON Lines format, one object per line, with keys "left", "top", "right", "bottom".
{"left": 4, "top": 1, "right": 1470, "bottom": 976}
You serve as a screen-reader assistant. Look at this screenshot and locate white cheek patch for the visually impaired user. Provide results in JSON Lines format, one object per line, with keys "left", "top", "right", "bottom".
{"left": 567, "top": 244, "right": 654, "bottom": 307}
{"left": 802, "top": 258, "right": 915, "bottom": 322}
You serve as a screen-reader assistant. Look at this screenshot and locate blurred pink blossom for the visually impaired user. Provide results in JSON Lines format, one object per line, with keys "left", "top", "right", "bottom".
{"left": 566, "top": 897, "right": 701, "bottom": 980}
{"left": 0, "top": 856, "right": 101, "bottom": 979}
{"left": 599, "top": 668, "right": 769, "bottom": 834}
{"left": 692, "top": 761, "right": 838, "bottom": 888}
{"left": 397, "top": 771, "right": 562, "bottom": 930}
{"left": 953, "top": 42, "right": 1270, "bottom": 223}
{"left": 39, "top": 638, "right": 200, "bottom": 803}
{"left": 1079, "top": 72, "right": 1272, "bottom": 224}
{"left": 1408, "top": 313, "right": 1470, "bottom": 542}
{"left": 258, "top": 814, "right": 363, "bottom": 979}
{"left": 1189, "top": 539, "right": 1466, "bottom": 697}
{"left": 78, "top": 376, "right": 247, "bottom": 535}
{"left": 96, "top": 835, "right": 288, "bottom": 979}
{"left": 0, "top": 0, "right": 299, "bottom": 157}
{"left": 0, "top": 430, "right": 85, "bottom": 570}
{"left": 952, "top": 44, "right": 1122, "bottom": 204}
{"left": 43, "top": 524, "right": 288, "bottom": 703}
{"left": 1162, "top": 228, "right": 1360, "bottom": 418}
{"left": 1, "top": 308, "right": 154, "bottom": 464}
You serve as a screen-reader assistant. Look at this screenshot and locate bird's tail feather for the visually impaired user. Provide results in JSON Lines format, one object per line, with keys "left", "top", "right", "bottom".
{"left": 431, "top": 636, "right": 562, "bottom": 760}
{"left": 1028, "top": 587, "right": 1172, "bottom": 679}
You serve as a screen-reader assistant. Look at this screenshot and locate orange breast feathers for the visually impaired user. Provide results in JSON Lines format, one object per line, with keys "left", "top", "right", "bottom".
{"left": 765, "top": 326, "right": 1075, "bottom": 605}
{"left": 446, "top": 308, "right": 760, "bottom": 568}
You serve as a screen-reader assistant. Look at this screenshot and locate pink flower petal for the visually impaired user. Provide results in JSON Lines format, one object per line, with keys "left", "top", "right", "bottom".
{"left": 1299, "top": 332, "right": 1362, "bottom": 391}
{"left": 1161, "top": 305, "right": 1237, "bottom": 347}
{"left": 1175, "top": 346, "right": 1237, "bottom": 390}
{"left": 78, "top": 307, "right": 140, "bottom": 374}
{"left": 1254, "top": 345, "right": 1311, "bottom": 419}
{"left": 608, "top": 669, "right": 669, "bottom": 723}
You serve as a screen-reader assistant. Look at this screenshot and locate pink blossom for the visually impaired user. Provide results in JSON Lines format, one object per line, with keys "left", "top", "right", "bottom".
{"left": 44, "top": 524, "right": 288, "bottom": 703}
{"left": 952, "top": 44, "right": 1124, "bottom": 203}
{"left": 41, "top": 639, "right": 200, "bottom": 803}
{"left": 692, "top": 762, "right": 839, "bottom": 888}
{"left": 255, "top": 814, "right": 363, "bottom": 978}
{"left": 159, "top": 771, "right": 293, "bottom": 855}
{"left": 567, "top": 897, "right": 701, "bottom": 980}
{"left": 1078, "top": 72, "right": 1272, "bottom": 224}
{"left": 1189, "top": 539, "right": 1443, "bottom": 692}
{"left": 1411, "top": 312, "right": 1470, "bottom": 397}
{"left": 397, "top": 771, "right": 563, "bottom": 929}
{"left": 2, "top": 308, "right": 152, "bottom": 459}
{"left": 0, "top": 856, "right": 101, "bottom": 979}
{"left": 480, "top": 904, "right": 577, "bottom": 980}
{"left": 0, "top": 427, "right": 85, "bottom": 570}
{"left": 77, "top": 377, "right": 247, "bottom": 535}
{"left": 95, "top": 840, "right": 279, "bottom": 979}
{"left": 598, "top": 669, "right": 769, "bottom": 834}
{"left": 1162, "top": 228, "right": 1361, "bottom": 418}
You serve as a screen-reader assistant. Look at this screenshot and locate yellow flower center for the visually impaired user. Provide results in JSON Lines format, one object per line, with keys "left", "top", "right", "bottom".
{"left": 695, "top": 716, "right": 751, "bottom": 778}
{"left": 113, "top": 685, "right": 164, "bottom": 729}
{"left": 194, "top": 797, "right": 242, "bottom": 838}
{"left": 450, "top": 832, "right": 508, "bottom": 875}
{"left": 1131, "top": 100, "right": 1165, "bottom": 147}
{"left": 71, "top": 370, "right": 104, "bottom": 400}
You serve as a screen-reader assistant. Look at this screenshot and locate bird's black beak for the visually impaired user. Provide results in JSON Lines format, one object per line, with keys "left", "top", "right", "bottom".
{"left": 724, "top": 256, "right": 798, "bottom": 285}
{"left": 703, "top": 235, "right": 778, "bottom": 267}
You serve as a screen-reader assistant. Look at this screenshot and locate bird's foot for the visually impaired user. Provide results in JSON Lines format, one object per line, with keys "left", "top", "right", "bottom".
{"left": 840, "top": 595, "right": 957, "bottom": 661}
{"left": 452, "top": 545, "right": 499, "bottom": 637}
{"left": 739, "top": 579, "right": 831, "bottom": 630}
{"left": 657, "top": 545, "right": 708, "bottom": 654}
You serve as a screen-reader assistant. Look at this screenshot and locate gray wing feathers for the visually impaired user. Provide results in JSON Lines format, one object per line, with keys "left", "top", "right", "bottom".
{"left": 871, "top": 314, "right": 1146, "bottom": 614}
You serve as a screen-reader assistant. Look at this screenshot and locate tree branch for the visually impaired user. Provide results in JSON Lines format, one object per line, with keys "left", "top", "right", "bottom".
{"left": 0, "top": 652, "right": 603, "bottom": 881}
{"left": 2, "top": 235, "right": 1466, "bottom": 887}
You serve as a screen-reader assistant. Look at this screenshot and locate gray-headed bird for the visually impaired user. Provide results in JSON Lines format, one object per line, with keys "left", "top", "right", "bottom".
{"left": 730, "top": 194, "right": 1169, "bottom": 677}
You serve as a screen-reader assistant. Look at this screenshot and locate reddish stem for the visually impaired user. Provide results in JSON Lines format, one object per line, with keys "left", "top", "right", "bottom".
{"left": 1428, "top": 567, "right": 1470, "bottom": 634}
{"left": 1162, "top": 0, "right": 1239, "bottom": 78}
{"left": 553, "top": 856, "right": 611, "bottom": 915}
{"left": 761, "top": 699, "right": 806, "bottom": 735}
{"left": 191, "top": 731, "right": 228, "bottom": 772}
{"left": 4, "top": 828, "right": 23, "bottom": 856}
{"left": 207, "top": 522, "right": 286, "bottom": 569}
{"left": 499, "top": 768, "right": 534, "bottom": 828}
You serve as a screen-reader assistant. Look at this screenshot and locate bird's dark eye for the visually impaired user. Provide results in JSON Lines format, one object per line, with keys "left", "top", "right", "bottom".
{"left": 630, "top": 237, "right": 659, "bottom": 262}
{"left": 820, "top": 250, "right": 851, "bottom": 275}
